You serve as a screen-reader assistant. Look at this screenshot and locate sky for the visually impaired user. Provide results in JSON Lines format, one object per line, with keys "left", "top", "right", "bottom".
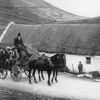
{"left": 44, "top": 0, "right": 100, "bottom": 18}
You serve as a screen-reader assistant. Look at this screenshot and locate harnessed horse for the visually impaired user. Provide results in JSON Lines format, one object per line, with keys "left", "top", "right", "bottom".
{"left": 28, "top": 53, "right": 66, "bottom": 86}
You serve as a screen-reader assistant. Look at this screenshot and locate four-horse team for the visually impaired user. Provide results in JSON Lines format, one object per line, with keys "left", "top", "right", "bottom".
{"left": 0, "top": 33, "right": 67, "bottom": 86}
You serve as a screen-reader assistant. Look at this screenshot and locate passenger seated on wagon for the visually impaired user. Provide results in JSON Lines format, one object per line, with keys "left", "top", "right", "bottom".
{"left": 11, "top": 47, "right": 19, "bottom": 59}
{"left": 13, "top": 33, "right": 32, "bottom": 58}
{"left": 78, "top": 61, "right": 83, "bottom": 74}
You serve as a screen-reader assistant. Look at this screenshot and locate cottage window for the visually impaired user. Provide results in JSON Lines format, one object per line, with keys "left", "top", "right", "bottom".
{"left": 86, "top": 57, "right": 91, "bottom": 64}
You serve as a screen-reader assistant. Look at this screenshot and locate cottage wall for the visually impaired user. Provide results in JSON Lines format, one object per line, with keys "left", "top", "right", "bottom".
{"left": 40, "top": 52, "right": 100, "bottom": 72}
{"left": 66, "top": 54, "right": 100, "bottom": 72}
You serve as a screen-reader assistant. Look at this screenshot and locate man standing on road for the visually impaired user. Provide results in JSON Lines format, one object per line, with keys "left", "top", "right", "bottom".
{"left": 78, "top": 61, "right": 83, "bottom": 74}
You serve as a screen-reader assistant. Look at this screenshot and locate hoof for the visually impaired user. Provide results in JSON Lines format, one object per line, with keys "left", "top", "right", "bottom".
{"left": 55, "top": 79, "right": 58, "bottom": 83}
{"left": 56, "top": 81, "right": 58, "bottom": 83}
{"left": 34, "top": 81, "right": 38, "bottom": 83}
{"left": 48, "top": 83, "right": 52, "bottom": 86}
{"left": 48, "top": 82, "right": 51, "bottom": 86}
{"left": 51, "top": 82, "right": 54, "bottom": 84}
{"left": 29, "top": 81, "right": 32, "bottom": 84}
{"left": 43, "top": 78, "right": 45, "bottom": 80}
{"left": 51, "top": 79, "right": 53, "bottom": 83}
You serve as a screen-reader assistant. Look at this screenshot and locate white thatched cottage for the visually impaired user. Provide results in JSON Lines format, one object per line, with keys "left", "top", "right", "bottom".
{"left": 1, "top": 22, "right": 100, "bottom": 72}
{"left": 65, "top": 54, "right": 100, "bottom": 72}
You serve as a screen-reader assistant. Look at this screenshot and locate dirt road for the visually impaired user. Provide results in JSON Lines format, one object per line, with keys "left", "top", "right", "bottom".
{"left": 0, "top": 72, "right": 100, "bottom": 100}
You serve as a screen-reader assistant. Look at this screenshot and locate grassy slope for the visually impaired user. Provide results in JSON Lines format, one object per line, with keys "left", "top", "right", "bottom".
{"left": 70, "top": 17, "right": 100, "bottom": 24}
{"left": 0, "top": 0, "right": 98, "bottom": 26}
{"left": 2, "top": 23, "right": 100, "bottom": 55}
{"left": 0, "top": 0, "right": 85, "bottom": 26}
{"left": 21, "top": 0, "right": 84, "bottom": 21}
{"left": 0, "top": 0, "right": 86, "bottom": 35}
{"left": 0, "top": 0, "right": 53, "bottom": 25}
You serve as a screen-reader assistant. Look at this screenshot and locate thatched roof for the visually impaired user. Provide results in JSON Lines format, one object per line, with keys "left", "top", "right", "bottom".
{"left": 1, "top": 23, "right": 100, "bottom": 55}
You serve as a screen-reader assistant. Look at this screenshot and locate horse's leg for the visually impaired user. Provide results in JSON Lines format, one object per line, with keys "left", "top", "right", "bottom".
{"left": 55, "top": 71, "right": 58, "bottom": 82}
{"left": 51, "top": 70, "right": 55, "bottom": 83}
{"left": 33, "top": 69, "right": 37, "bottom": 83}
{"left": 29, "top": 67, "right": 32, "bottom": 84}
{"left": 38, "top": 70, "right": 41, "bottom": 81}
{"left": 41, "top": 71, "right": 45, "bottom": 80}
{"left": 47, "top": 71, "right": 52, "bottom": 86}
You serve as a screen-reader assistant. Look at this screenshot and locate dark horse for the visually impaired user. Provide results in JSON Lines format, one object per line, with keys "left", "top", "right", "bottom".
{"left": 51, "top": 54, "right": 66, "bottom": 83}
{"left": 28, "top": 53, "right": 66, "bottom": 86}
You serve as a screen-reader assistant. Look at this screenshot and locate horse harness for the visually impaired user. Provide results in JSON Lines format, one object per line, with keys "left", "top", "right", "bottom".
{"left": 39, "top": 56, "right": 54, "bottom": 67}
{"left": 47, "top": 57, "right": 54, "bottom": 67}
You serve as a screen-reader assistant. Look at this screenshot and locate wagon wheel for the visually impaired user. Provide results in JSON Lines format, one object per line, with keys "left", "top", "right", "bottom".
{"left": 11, "top": 64, "right": 22, "bottom": 82}
{"left": 23, "top": 66, "right": 33, "bottom": 77}
{"left": 20, "top": 66, "right": 25, "bottom": 73}
{"left": 24, "top": 66, "right": 29, "bottom": 76}
{"left": 19, "top": 65, "right": 29, "bottom": 77}
{"left": 0, "top": 68, "right": 8, "bottom": 79}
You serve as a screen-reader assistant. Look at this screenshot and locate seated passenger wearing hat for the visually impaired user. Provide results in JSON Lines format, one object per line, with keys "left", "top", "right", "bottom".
{"left": 13, "top": 33, "right": 32, "bottom": 58}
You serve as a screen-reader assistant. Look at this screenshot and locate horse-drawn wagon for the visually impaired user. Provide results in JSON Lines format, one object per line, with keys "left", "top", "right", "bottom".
{"left": 0, "top": 44, "right": 67, "bottom": 86}
{"left": 0, "top": 45, "right": 40, "bottom": 82}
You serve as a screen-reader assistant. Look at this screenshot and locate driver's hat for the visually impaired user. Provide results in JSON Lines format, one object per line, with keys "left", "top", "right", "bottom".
{"left": 18, "top": 33, "right": 21, "bottom": 36}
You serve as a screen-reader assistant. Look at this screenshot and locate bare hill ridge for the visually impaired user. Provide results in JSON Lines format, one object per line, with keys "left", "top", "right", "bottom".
{"left": 0, "top": 0, "right": 100, "bottom": 26}
{"left": 1, "top": 23, "right": 100, "bottom": 55}
{"left": 0, "top": 0, "right": 86, "bottom": 26}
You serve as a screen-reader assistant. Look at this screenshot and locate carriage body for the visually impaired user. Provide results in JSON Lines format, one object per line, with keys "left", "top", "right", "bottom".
{"left": 0, "top": 45, "right": 67, "bottom": 85}
{"left": 0, "top": 45, "right": 40, "bottom": 81}
{"left": 10, "top": 44, "right": 40, "bottom": 82}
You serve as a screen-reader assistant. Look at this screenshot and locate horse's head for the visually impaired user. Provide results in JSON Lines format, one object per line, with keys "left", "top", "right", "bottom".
{"left": 51, "top": 53, "right": 66, "bottom": 68}
{"left": 56, "top": 54, "right": 66, "bottom": 67}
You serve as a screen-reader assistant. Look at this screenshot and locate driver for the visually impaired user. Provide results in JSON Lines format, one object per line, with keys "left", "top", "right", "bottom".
{"left": 13, "top": 33, "right": 32, "bottom": 58}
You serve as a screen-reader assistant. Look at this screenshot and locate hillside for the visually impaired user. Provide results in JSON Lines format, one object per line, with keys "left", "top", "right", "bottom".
{"left": 0, "top": 0, "right": 86, "bottom": 26}
{"left": 0, "top": 0, "right": 53, "bottom": 25}
{"left": 1, "top": 0, "right": 100, "bottom": 26}
{"left": 0, "top": 0, "right": 87, "bottom": 34}
{"left": 79, "top": 17, "right": 100, "bottom": 24}
{"left": 1, "top": 23, "right": 100, "bottom": 56}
